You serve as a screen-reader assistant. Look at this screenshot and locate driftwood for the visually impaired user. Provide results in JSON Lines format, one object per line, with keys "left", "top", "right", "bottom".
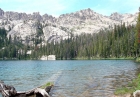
{"left": 133, "top": 90, "right": 140, "bottom": 97}
{"left": 0, "top": 81, "right": 53, "bottom": 97}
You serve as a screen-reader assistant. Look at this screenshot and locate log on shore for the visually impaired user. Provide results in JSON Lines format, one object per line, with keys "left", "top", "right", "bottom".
{"left": 0, "top": 81, "right": 53, "bottom": 97}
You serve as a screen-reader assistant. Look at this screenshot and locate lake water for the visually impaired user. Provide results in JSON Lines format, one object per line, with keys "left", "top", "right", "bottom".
{"left": 0, "top": 60, "right": 140, "bottom": 97}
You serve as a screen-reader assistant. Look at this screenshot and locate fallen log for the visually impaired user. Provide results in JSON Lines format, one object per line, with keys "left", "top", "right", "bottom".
{"left": 34, "top": 88, "right": 50, "bottom": 97}
{"left": 0, "top": 81, "right": 53, "bottom": 97}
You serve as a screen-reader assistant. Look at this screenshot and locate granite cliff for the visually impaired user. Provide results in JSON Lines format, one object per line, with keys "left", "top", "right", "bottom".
{"left": 0, "top": 8, "right": 138, "bottom": 45}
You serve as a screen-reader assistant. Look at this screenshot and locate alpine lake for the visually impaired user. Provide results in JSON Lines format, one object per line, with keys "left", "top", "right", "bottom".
{"left": 0, "top": 60, "right": 140, "bottom": 97}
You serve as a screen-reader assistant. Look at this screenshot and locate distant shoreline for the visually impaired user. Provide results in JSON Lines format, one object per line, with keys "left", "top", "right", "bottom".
{"left": 0, "top": 57, "right": 135, "bottom": 60}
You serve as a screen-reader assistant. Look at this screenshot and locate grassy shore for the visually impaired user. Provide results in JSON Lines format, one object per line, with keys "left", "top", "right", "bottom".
{"left": 40, "top": 82, "right": 54, "bottom": 89}
{"left": 74, "top": 57, "right": 135, "bottom": 60}
{"left": 136, "top": 57, "right": 140, "bottom": 62}
{"left": 114, "top": 74, "right": 140, "bottom": 95}
{"left": 115, "top": 57, "right": 140, "bottom": 95}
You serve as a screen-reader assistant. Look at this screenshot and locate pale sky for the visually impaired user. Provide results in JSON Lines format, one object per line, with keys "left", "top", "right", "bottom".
{"left": 0, "top": 0, "right": 140, "bottom": 17}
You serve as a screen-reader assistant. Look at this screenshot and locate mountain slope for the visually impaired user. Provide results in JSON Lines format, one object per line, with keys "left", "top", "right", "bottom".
{"left": 0, "top": 8, "right": 138, "bottom": 45}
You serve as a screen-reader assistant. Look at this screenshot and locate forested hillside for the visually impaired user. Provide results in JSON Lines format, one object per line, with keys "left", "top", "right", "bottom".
{"left": 0, "top": 7, "right": 140, "bottom": 60}
{"left": 0, "top": 28, "right": 26, "bottom": 59}
{"left": 44, "top": 9, "right": 140, "bottom": 60}
{"left": 43, "top": 23, "right": 136, "bottom": 59}
{"left": 0, "top": 23, "right": 137, "bottom": 60}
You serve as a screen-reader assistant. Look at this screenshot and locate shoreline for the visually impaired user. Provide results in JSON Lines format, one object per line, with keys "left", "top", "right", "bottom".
{"left": 0, "top": 57, "right": 135, "bottom": 61}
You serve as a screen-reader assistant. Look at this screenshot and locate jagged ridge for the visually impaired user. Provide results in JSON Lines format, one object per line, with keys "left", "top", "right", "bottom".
{"left": 0, "top": 8, "right": 138, "bottom": 45}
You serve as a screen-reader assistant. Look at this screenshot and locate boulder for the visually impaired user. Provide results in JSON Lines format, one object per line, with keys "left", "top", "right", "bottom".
{"left": 133, "top": 90, "right": 140, "bottom": 97}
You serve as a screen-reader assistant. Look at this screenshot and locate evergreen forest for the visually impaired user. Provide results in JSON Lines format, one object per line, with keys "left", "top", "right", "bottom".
{"left": 0, "top": 9, "right": 140, "bottom": 60}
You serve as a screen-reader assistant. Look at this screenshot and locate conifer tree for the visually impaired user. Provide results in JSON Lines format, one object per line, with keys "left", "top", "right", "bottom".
{"left": 134, "top": 7, "right": 140, "bottom": 57}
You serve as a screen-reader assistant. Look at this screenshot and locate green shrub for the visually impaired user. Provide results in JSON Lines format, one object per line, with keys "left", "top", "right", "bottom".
{"left": 41, "top": 82, "right": 54, "bottom": 89}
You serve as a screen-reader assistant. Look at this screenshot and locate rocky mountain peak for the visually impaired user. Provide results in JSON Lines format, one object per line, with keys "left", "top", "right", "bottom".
{"left": 79, "top": 8, "right": 94, "bottom": 15}
{"left": 110, "top": 12, "right": 123, "bottom": 21}
{"left": 57, "top": 8, "right": 103, "bottom": 26}
{"left": 0, "top": 8, "right": 138, "bottom": 45}
{"left": 42, "top": 14, "right": 56, "bottom": 23}
{"left": 0, "top": 8, "right": 4, "bottom": 16}
{"left": 59, "top": 8, "right": 95, "bottom": 18}
{"left": 110, "top": 12, "right": 136, "bottom": 22}
{"left": 0, "top": 8, "right": 55, "bottom": 22}
{"left": 30, "top": 12, "right": 42, "bottom": 21}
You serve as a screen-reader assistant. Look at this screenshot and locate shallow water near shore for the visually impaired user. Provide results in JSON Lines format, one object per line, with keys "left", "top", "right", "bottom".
{"left": 0, "top": 60, "right": 140, "bottom": 97}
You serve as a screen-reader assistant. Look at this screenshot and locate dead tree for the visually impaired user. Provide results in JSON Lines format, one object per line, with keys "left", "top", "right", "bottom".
{"left": 0, "top": 81, "right": 53, "bottom": 97}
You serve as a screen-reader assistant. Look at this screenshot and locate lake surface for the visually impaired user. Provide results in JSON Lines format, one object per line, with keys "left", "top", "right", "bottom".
{"left": 0, "top": 60, "right": 140, "bottom": 97}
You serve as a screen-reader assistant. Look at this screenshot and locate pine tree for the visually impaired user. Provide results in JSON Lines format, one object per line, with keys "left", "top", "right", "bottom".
{"left": 134, "top": 7, "right": 140, "bottom": 57}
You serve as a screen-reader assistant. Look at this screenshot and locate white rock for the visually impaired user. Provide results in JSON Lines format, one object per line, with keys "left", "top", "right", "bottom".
{"left": 133, "top": 90, "right": 140, "bottom": 97}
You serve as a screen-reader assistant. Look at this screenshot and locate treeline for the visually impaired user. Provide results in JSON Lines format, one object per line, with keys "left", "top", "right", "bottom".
{"left": 43, "top": 10, "right": 140, "bottom": 60}
{"left": 0, "top": 28, "right": 26, "bottom": 60}
{"left": 0, "top": 23, "right": 138, "bottom": 60}
{"left": 40, "top": 23, "right": 136, "bottom": 59}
